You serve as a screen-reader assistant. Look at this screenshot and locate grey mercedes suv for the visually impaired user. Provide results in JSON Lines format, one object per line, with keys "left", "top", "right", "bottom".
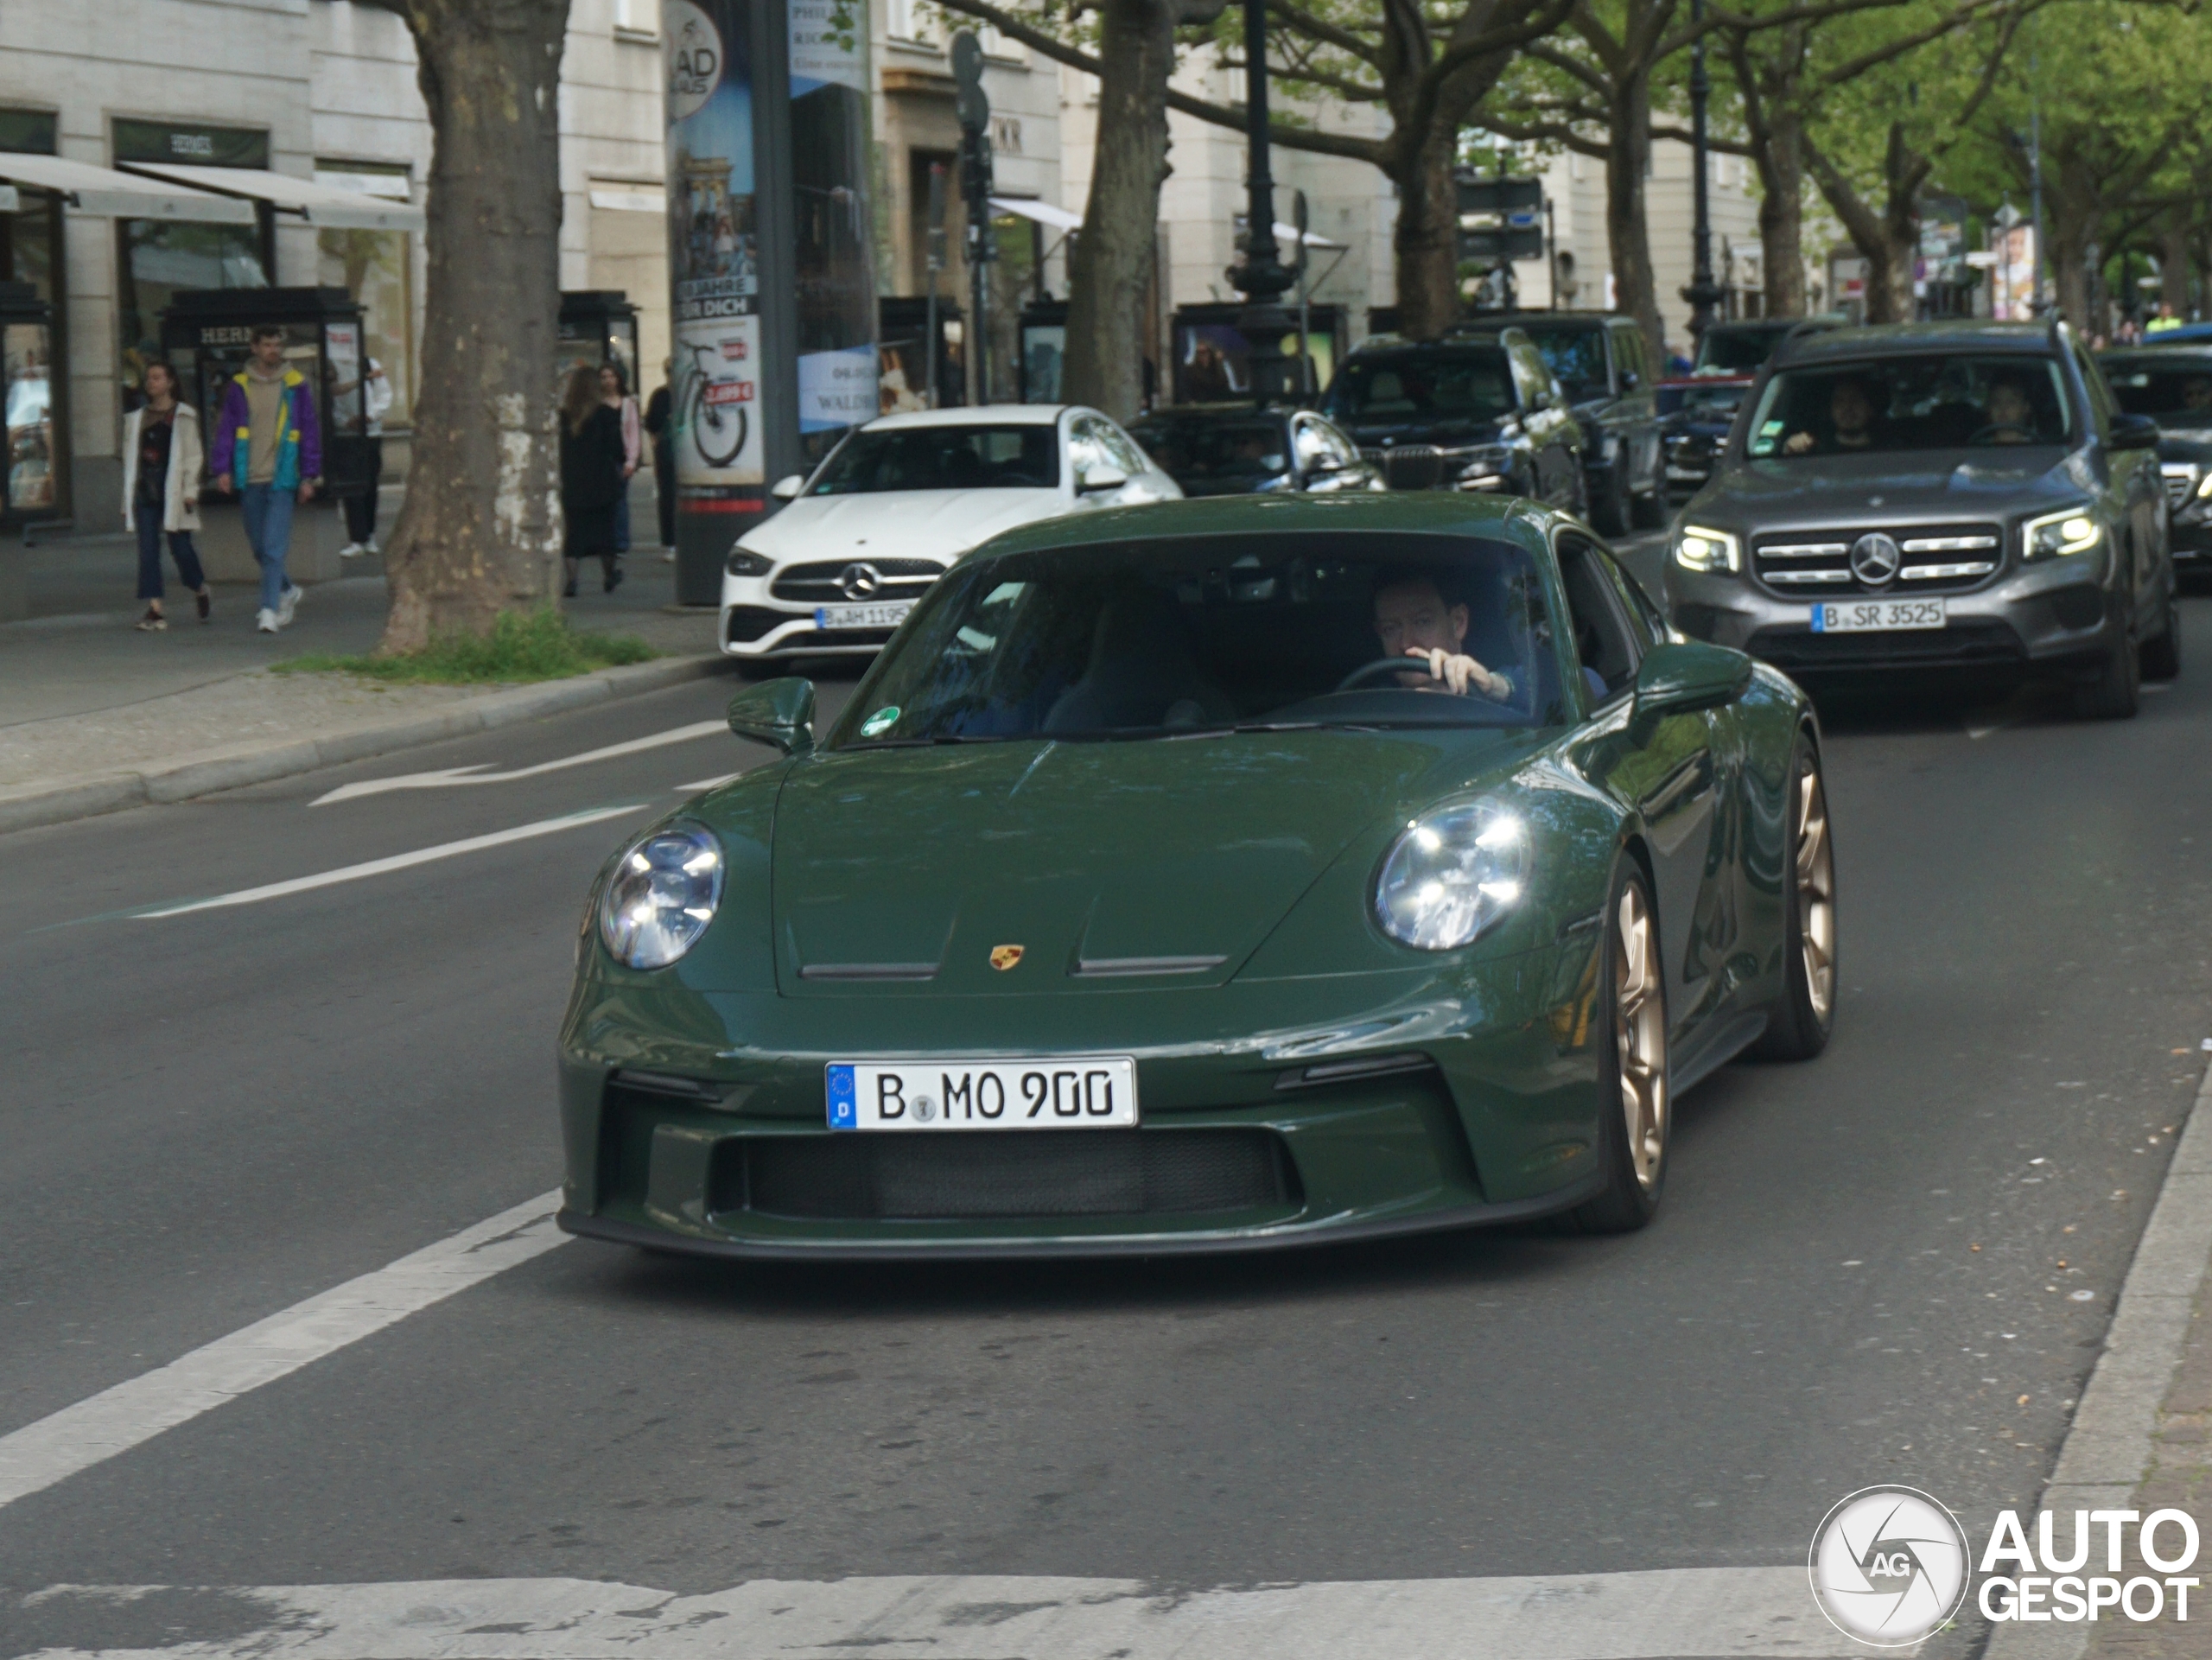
{"left": 1666, "top": 320, "right": 2177, "bottom": 718}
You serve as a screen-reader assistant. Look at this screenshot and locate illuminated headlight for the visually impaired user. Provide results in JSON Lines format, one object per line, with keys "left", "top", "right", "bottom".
{"left": 1374, "top": 800, "right": 1531, "bottom": 951}
{"left": 2196, "top": 471, "right": 2212, "bottom": 499}
{"left": 726, "top": 547, "right": 774, "bottom": 577}
{"left": 597, "top": 824, "right": 724, "bottom": 969}
{"left": 1674, "top": 524, "right": 1741, "bottom": 572}
{"left": 2024, "top": 506, "right": 2101, "bottom": 560}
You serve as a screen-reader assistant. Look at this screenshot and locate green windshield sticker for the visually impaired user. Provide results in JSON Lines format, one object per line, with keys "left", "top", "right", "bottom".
{"left": 1760, "top": 419, "right": 1785, "bottom": 434}
{"left": 861, "top": 706, "right": 901, "bottom": 737}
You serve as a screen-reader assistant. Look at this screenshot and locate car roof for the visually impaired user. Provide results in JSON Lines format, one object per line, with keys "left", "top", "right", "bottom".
{"left": 2103, "top": 343, "right": 2212, "bottom": 362}
{"left": 863, "top": 404, "right": 1071, "bottom": 431}
{"left": 963, "top": 492, "right": 1546, "bottom": 561}
{"left": 1770, "top": 320, "right": 2059, "bottom": 367}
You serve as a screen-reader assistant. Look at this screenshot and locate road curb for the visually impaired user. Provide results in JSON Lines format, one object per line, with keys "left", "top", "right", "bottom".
{"left": 0, "top": 653, "right": 731, "bottom": 836}
{"left": 1981, "top": 1058, "right": 2212, "bottom": 1659}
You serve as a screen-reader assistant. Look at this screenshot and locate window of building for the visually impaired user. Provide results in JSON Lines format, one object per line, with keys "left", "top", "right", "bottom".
{"left": 111, "top": 120, "right": 272, "bottom": 398}
{"left": 0, "top": 109, "right": 67, "bottom": 518}
{"left": 613, "top": 0, "right": 656, "bottom": 35}
{"left": 315, "top": 163, "right": 416, "bottom": 430}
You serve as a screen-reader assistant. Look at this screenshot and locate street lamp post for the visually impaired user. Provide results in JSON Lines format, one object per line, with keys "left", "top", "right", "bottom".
{"left": 1229, "top": 0, "right": 1297, "bottom": 401}
{"left": 1681, "top": 0, "right": 1726, "bottom": 344}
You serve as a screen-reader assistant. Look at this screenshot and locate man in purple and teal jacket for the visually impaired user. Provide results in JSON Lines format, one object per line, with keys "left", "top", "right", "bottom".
{"left": 210, "top": 325, "right": 322, "bottom": 633}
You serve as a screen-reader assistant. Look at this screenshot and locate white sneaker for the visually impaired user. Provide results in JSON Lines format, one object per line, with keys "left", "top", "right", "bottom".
{"left": 364, "top": 536, "right": 379, "bottom": 555}
{"left": 256, "top": 607, "right": 278, "bottom": 633}
{"left": 277, "top": 584, "right": 304, "bottom": 626}
{"left": 337, "top": 542, "right": 364, "bottom": 558}
{"left": 660, "top": 549, "right": 677, "bottom": 562}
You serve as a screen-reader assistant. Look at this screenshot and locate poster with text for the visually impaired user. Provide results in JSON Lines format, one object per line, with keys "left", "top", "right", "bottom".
{"left": 789, "top": 0, "right": 877, "bottom": 459}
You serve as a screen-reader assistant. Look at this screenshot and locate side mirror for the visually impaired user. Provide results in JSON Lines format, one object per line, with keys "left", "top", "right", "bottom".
{"left": 1631, "top": 641, "right": 1751, "bottom": 722}
{"left": 1309, "top": 451, "right": 1347, "bottom": 474}
{"left": 727, "top": 677, "right": 817, "bottom": 756}
{"left": 2111, "top": 413, "right": 2162, "bottom": 451}
{"left": 1077, "top": 462, "right": 1128, "bottom": 493}
{"left": 770, "top": 474, "right": 806, "bottom": 501}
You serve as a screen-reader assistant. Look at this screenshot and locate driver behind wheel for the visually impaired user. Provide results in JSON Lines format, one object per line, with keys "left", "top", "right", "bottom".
{"left": 1982, "top": 375, "right": 2037, "bottom": 443}
{"left": 1371, "top": 573, "right": 1516, "bottom": 701}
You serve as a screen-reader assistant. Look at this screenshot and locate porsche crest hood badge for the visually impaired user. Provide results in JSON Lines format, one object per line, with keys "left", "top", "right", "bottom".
{"left": 989, "top": 944, "right": 1025, "bottom": 971}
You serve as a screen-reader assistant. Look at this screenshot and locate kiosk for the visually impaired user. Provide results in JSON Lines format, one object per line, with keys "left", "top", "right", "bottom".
{"left": 557, "top": 290, "right": 641, "bottom": 393}
{"left": 161, "top": 287, "right": 370, "bottom": 584}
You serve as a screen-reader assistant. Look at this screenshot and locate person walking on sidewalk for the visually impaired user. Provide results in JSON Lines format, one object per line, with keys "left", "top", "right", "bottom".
{"left": 337, "top": 356, "right": 392, "bottom": 558}
{"left": 644, "top": 360, "right": 676, "bottom": 561}
{"left": 121, "top": 359, "right": 212, "bottom": 631}
{"left": 601, "top": 361, "right": 641, "bottom": 563}
{"left": 210, "top": 325, "right": 322, "bottom": 633}
{"left": 560, "top": 364, "right": 627, "bottom": 597}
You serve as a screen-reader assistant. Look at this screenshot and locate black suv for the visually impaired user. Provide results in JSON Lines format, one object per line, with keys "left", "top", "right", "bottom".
{"left": 1668, "top": 320, "right": 2174, "bottom": 718}
{"left": 2099, "top": 343, "right": 2212, "bottom": 582}
{"left": 1691, "top": 316, "right": 1842, "bottom": 377}
{"left": 1127, "top": 404, "right": 1382, "bottom": 497}
{"left": 1319, "top": 327, "right": 1585, "bottom": 510}
{"left": 1480, "top": 311, "right": 1665, "bottom": 534}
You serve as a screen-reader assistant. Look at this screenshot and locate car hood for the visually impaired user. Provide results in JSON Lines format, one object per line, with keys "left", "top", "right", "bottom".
{"left": 739, "top": 488, "right": 1069, "bottom": 566}
{"left": 764, "top": 729, "right": 1506, "bottom": 996}
{"left": 1695, "top": 447, "right": 2100, "bottom": 526}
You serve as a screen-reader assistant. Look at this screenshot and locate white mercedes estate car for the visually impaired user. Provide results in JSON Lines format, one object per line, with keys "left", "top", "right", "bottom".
{"left": 719, "top": 404, "right": 1181, "bottom": 671}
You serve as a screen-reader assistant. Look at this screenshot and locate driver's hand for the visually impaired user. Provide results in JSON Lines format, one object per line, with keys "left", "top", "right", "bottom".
{"left": 1783, "top": 431, "right": 1815, "bottom": 455}
{"left": 1406, "top": 647, "right": 1509, "bottom": 700}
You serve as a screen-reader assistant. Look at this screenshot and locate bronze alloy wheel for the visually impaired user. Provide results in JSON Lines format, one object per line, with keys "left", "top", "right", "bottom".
{"left": 1796, "top": 756, "right": 1837, "bottom": 1023}
{"left": 1614, "top": 880, "right": 1669, "bottom": 1193}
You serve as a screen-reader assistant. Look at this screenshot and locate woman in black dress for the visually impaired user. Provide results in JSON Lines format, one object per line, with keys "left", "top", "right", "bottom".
{"left": 560, "top": 364, "right": 628, "bottom": 596}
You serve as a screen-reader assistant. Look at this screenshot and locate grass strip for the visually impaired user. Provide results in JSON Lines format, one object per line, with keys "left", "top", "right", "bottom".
{"left": 271, "top": 607, "right": 656, "bottom": 686}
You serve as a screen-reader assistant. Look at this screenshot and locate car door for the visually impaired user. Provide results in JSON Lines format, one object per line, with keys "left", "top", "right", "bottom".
{"left": 1558, "top": 531, "right": 1722, "bottom": 1040}
{"left": 2075, "top": 341, "right": 2164, "bottom": 628}
{"left": 1606, "top": 323, "right": 1661, "bottom": 498}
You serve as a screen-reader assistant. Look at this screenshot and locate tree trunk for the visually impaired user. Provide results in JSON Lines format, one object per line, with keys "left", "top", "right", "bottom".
{"left": 2050, "top": 219, "right": 2094, "bottom": 334}
{"left": 1756, "top": 100, "right": 1807, "bottom": 316}
{"left": 372, "top": 0, "right": 571, "bottom": 654}
{"left": 1392, "top": 125, "right": 1464, "bottom": 340}
{"left": 1604, "top": 69, "right": 1664, "bottom": 366}
{"left": 1064, "top": 0, "right": 1222, "bottom": 420}
{"left": 2158, "top": 217, "right": 2191, "bottom": 315}
{"left": 1801, "top": 125, "right": 1914, "bottom": 325}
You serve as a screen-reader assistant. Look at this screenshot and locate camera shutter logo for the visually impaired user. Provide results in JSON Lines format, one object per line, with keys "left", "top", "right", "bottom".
{"left": 1850, "top": 532, "right": 1903, "bottom": 588}
{"left": 1808, "top": 1485, "right": 1970, "bottom": 1645}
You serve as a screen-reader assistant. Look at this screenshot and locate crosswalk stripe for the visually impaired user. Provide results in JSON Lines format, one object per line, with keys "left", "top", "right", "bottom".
{"left": 13, "top": 1568, "right": 1862, "bottom": 1658}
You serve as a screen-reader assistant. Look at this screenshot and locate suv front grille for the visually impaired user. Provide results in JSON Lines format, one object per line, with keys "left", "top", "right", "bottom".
{"left": 725, "top": 1129, "right": 1300, "bottom": 1221}
{"left": 2164, "top": 463, "right": 2200, "bottom": 509}
{"left": 771, "top": 557, "right": 943, "bottom": 603}
{"left": 1751, "top": 523, "right": 2002, "bottom": 596}
{"left": 1358, "top": 445, "right": 1480, "bottom": 492}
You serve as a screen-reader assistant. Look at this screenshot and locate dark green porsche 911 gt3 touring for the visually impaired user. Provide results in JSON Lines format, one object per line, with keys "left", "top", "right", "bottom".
{"left": 556, "top": 493, "right": 1835, "bottom": 1258}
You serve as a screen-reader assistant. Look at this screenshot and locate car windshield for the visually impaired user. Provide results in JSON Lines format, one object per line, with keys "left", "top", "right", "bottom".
{"left": 1325, "top": 353, "right": 1516, "bottom": 423}
{"left": 830, "top": 532, "right": 1569, "bottom": 744}
{"left": 1128, "top": 415, "right": 1288, "bottom": 483}
{"left": 2102, "top": 359, "right": 2212, "bottom": 426}
{"left": 1694, "top": 328, "right": 1790, "bottom": 375}
{"left": 1745, "top": 355, "right": 2074, "bottom": 458}
{"left": 1513, "top": 327, "right": 1609, "bottom": 399}
{"left": 808, "top": 424, "right": 1060, "bottom": 494}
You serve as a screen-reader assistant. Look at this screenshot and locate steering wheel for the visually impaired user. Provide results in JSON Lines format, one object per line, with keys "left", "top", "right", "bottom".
{"left": 1336, "top": 656, "right": 1440, "bottom": 692}
{"left": 1968, "top": 423, "right": 2035, "bottom": 446}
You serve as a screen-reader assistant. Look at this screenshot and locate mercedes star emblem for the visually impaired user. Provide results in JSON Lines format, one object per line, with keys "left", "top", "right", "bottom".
{"left": 839, "top": 562, "right": 884, "bottom": 601}
{"left": 1849, "top": 532, "right": 1903, "bottom": 588}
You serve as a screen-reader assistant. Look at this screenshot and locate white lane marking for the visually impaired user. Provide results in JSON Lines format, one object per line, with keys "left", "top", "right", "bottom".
{"left": 130, "top": 805, "right": 644, "bottom": 919}
{"left": 0, "top": 1193, "right": 567, "bottom": 1512}
{"left": 311, "top": 721, "right": 730, "bottom": 805}
{"left": 13, "top": 1568, "right": 1859, "bottom": 1657}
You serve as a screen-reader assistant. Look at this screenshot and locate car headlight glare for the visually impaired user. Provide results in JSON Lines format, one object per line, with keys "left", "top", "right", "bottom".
{"left": 2196, "top": 470, "right": 2212, "bottom": 499}
{"left": 1674, "top": 524, "right": 1741, "bottom": 572}
{"left": 727, "top": 547, "right": 774, "bottom": 578}
{"left": 2024, "top": 506, "right": 2101, "bottom": 559}
{"left": 597, "top": 824, "right": 724, "bottom": 969}
{"left": 1374, "top": 800, "right": 1531, "bottom": 951}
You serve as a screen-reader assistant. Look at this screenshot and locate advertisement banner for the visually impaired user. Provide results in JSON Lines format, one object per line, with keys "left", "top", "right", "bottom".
{"left": 665, "top": 0, "right": 764, "bottom": 514}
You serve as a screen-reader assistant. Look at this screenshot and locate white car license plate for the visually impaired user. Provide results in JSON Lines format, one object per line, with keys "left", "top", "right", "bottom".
{"left": 1809, "top": 597, "right": 1947, "bottom": 633}
{"left": 816, "top": 600, "right": 912, "bottom": 630}
{"left": 827, "top": 1058, "right": 1139, "bottom": 1131}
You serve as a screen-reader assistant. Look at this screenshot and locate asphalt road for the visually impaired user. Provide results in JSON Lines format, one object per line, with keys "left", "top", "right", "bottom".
{"left": 5, "top": 588, "right": 2212, "bottom": 1657}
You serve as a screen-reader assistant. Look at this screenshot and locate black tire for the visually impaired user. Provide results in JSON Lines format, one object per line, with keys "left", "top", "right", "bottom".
{"left": 2142, "top": 589, "right": 2182, "bottom": 682}
{"left": 1588, "top": 462, "right": 1631, "bottom": 537}
{"left": 1751, "top": 735, "right": 1837, "bottom": 1062}
{"left": 2074, "top": 621, "right": 2141, "bottom": 720}
{"left": 1567, "top": 859, "right": 1669, "bottom": 1234}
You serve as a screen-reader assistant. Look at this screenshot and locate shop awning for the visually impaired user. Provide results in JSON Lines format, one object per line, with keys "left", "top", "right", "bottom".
{"left": 120, "top": 162, "right": 426, "bottom": 232}
{"left": 988, "top": 194, "right": 1344, "bottom": 249}
{"left": 0, "top": 153, "right": 256, "bottom": 224}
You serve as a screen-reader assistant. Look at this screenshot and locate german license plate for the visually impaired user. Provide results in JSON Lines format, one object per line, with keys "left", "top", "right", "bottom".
{"left": 1809, "top": 597, "right": 1947, "bottom": 633}
{"left": 815, "top": 600, "right": 912, "bottom": 630}
{"left": 827, "top": 1058, "right": 1139, "bottom": 1131}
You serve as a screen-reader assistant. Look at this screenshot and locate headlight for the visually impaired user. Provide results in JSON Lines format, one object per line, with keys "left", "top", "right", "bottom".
{"left": 597, "top": 824, "right": 724, "bottom": 969}
{"left": 1374, "top": 800, "right": 1531, "bottom": 951}
{"left": 727, "top": 548, "right": 774, "bottom": 577}
{"left": 2196, "top": 471, "right": 2212, "bottom": 499}
{"left": 2024, "top": 506, "right": 2101, "bottom": 560}
{"left": 1674, "top": 524, "right": 1741, "bottom": 572}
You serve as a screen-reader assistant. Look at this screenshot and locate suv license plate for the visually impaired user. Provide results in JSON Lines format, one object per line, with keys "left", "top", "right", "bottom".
{"left": 827, "top": 1059, "right": 1139, "bottom": 1130}
{"left": 1810, "top": 598, "right": 1947, "bottom": 633}
{"left": 816, "top": 601, "right": 912, "bottom": 630}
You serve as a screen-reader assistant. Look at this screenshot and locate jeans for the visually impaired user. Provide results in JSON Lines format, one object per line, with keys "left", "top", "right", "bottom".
{"left": 135, "top": 513, "right": 206, "bottom": 600}
{"left": 240, "top": 483, "right": 297, "bottom": 613}
{"left": 613, "top": 493, "right": 632, "bottom": 554}
{"left": 343, "top": 436, "right": 384, "bottom": 544}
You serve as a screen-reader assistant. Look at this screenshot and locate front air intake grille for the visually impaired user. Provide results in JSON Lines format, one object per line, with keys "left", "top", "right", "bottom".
{"left": 1751, "top": 523, "right": 2003, "bottom": 596}
{"left": 771, "top": 558, "right": 942, "bottom": 603}
{"left": 1358, "top": 445, "right": 1481, "bottom": 493}
{"left": 730, "top": 1129, "right": 1300, "bottom": 1220}
{"left": 2164, "top": 464, "right": 2201, "bottom": 509}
